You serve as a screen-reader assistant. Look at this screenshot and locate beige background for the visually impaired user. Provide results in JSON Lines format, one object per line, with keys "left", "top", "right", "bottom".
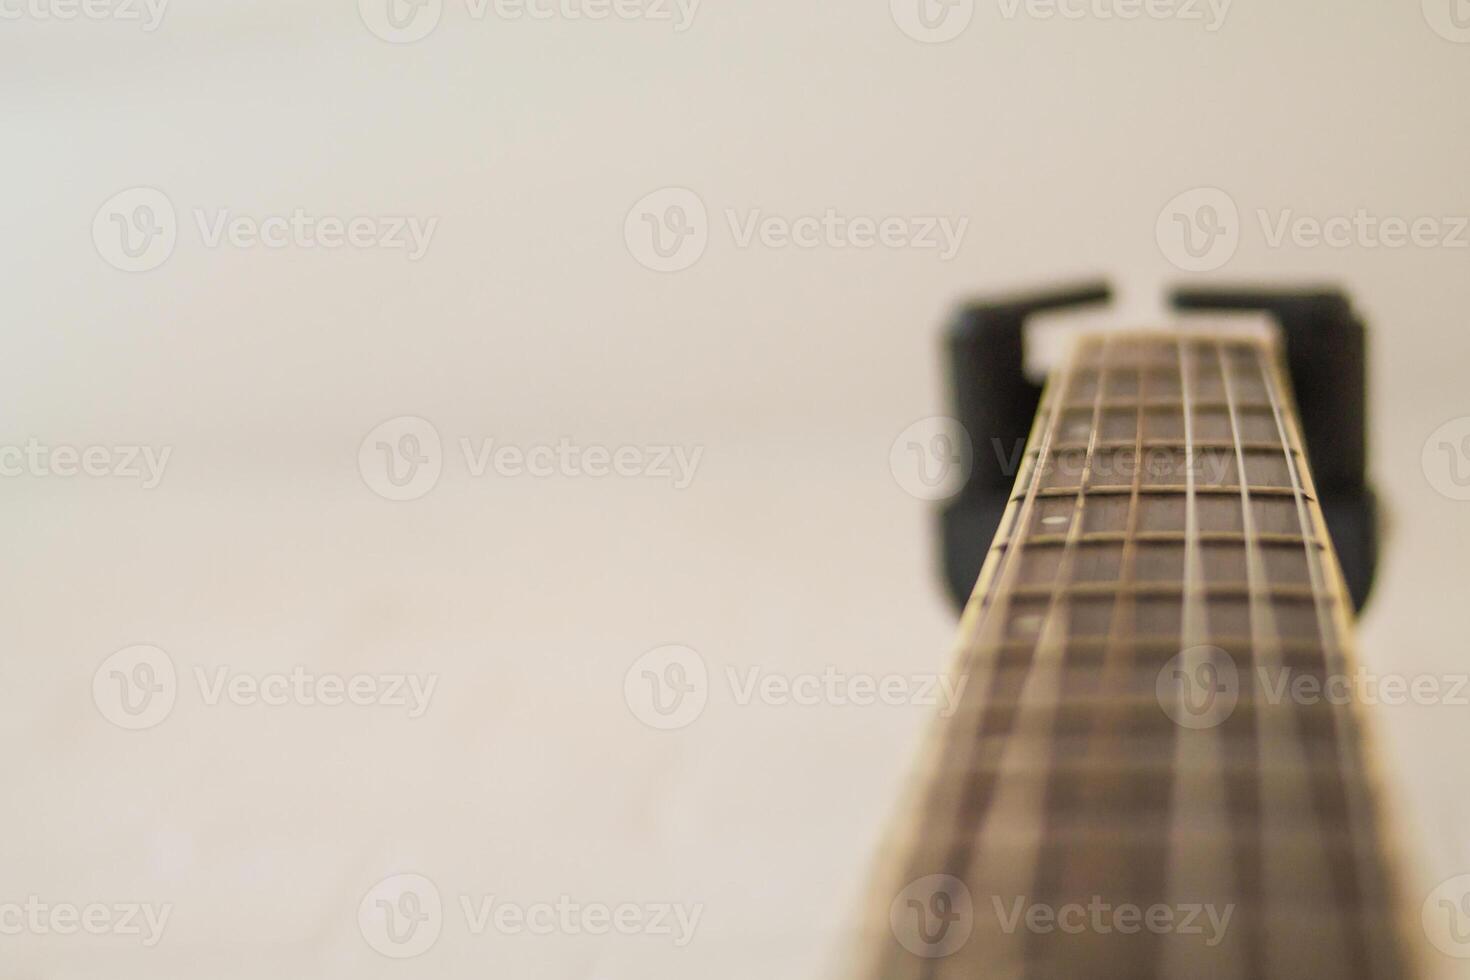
{"left": 3, "top": 0, "right": 1470, "bottom": 976}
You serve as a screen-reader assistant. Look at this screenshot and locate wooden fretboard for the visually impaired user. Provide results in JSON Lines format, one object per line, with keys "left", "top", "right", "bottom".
{"left": 861, "top": 332, "right": 1415, "bottom": 979}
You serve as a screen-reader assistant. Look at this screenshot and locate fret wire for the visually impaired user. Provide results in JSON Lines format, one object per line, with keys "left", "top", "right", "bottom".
{"left": 1004, "top": 581, "right": 1329, "bottom": 601}
{"left": 1046, "top": 398, "right": 1277, "bottom": 412}
{"left": 1024, "top": 484, "right": 1307, "bottom": 500}
{"left": 1045, "top": 439, "right": 1296, "bottom": 451}
{"left": 983, "top": 635, "right": 1351, "bottom": 661}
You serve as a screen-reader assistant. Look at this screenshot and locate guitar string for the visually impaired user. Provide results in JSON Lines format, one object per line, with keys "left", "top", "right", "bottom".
{"left": 897, "top": 337, "right": 1081, "bottom": 980}
{"left": 1159, "top": 336, "right": 1244, "bottom": 980}
{"left": 1016, "top": 335, "right": 1141, "bottom": 973}
{"left": 873, "top": 333, "right": 1406, "bottom": 979}
{"left": 1219, "top": 339, "right": 1344, "bottom": 976}
{"left": 1260, "top": 340, "right": 1388, "bottom": 979}
{"left": 945, "top": 333, "right": 1116, "bottom": 976}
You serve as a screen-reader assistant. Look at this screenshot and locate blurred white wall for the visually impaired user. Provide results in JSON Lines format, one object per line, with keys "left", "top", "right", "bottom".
{"left": 3, "top": 0, "right": 1470, "bottom": 976}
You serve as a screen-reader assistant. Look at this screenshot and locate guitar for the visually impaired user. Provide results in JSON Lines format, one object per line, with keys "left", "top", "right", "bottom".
{"left": 858, "top": 290, "right": 1419, "bottom": 978}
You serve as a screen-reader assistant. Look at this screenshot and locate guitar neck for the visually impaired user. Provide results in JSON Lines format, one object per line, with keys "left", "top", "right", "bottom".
{"left": 862, "top": 332, "right": 1415, "bottom": 979}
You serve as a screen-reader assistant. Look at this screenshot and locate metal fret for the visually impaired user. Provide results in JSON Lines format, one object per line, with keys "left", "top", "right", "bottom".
{"left": 859, "top": 332, "right": 1414, "bottom": 980}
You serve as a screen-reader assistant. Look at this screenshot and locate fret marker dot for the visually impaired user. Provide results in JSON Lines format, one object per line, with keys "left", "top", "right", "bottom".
{"left": 1015, "top": 615, "right": 1042, "bottom": 634}
{"left": 1042, "top": 515, "right": 1068, "bottom": 526}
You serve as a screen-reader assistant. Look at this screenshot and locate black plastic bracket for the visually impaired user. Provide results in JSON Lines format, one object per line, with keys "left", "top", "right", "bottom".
{"left": 938, "top": 281, "right": 1112, "bottom": 609}
{"left": 939, "top": 282, "right": 1380, "bottom": 614}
